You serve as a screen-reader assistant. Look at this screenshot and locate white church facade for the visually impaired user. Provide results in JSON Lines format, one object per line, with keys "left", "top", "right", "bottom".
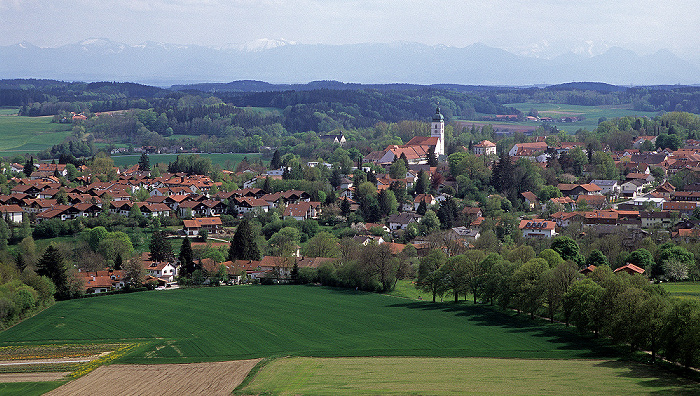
{"left": 363, "top": 107, "right": 445, "bottom": 165}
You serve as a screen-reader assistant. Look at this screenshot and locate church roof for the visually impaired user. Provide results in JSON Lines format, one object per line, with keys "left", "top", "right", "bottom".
{"left": 405, "top": 136, "right": 439, "bottom": 146}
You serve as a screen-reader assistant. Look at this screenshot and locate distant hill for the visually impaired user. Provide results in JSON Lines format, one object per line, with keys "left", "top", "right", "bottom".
{"left": 1, "top": 40, "right": 699, "bottom": 86}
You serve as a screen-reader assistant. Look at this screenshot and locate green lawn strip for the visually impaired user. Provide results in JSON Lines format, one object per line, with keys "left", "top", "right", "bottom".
{"left": 237, "top": 356, "right": 700, "bottom": 396}
{"left": 0, "top": 286, "right": 615, "bottom": 364}
{"left": 0, "top": 381, "right": 68, "bottom": 396}
{"left": 661, "top": 282, "right": 700, "bottom": 300}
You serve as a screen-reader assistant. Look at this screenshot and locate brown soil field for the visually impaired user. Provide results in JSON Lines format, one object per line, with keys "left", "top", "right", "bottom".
{"left": 46, "top": 359, "right": 260, "bottom": 396}
{"left": 0, "top": 372, "right": 70, "bottom": 382}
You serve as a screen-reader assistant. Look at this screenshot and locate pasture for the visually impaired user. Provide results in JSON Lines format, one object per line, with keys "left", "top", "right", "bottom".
{"left": 0, "top": 115, "right": 71, "bottom": 157}
{"left": 238, "top": 357, "right": 699, "bottom": 395}
{"left": 457, "top": 102, "right": 660, "bottom": 134}
{"left": 0, "top": 285, "right": 613, "bottom": 364}
{"left": 505, "top": 102, "right": 659, "bottom": 133}
{"left": 110, "top": 152, "right": 260, "bottom": 169}
{"left": 661, "top": 282, "right": 700, "bottom": 300}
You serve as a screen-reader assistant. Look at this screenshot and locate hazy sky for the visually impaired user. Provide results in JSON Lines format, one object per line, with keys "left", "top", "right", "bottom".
{"left": 1, "top": 0, "right": 698, "bottom": 59}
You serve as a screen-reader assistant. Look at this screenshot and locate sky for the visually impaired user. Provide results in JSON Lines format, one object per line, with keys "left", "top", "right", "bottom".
{"left": 1, "top": 0, "right": 699, "bottom": 59}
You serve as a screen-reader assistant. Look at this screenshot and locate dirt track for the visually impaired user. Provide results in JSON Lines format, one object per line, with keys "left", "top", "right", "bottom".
{"left": 0, "top": 372, "right": 70, "bottom": 382}
{"left": 46, "top": 359, "right": 261, "bottom": 396}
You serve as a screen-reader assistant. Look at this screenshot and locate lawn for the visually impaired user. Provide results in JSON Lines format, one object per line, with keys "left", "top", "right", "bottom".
{"left": 0, "top": 116, "right": 71, "bottom": 157}
{"left": 661, "top": 282, "right": 700, "bottom": 300}
{"left": 110, "top": 152, "right": 261, "bottom": 169}
{"left": 238, "top": 357, "right": 699, "bottom": 395}
{"left": 0, "top": 285, "right": 614, "bottom": 364}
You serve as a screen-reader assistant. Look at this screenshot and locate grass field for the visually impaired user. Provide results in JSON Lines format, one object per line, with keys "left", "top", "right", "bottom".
{"left": 110, "top": 152, "right": 261, "bottom": 169}
{"left": 0, "top": 381, "right": 68, "bottom": 396}
{"left": 0, "top": 108, "right": 19, "bottom": 116}
{"left": 460, "top": 102, "right": 660, "bottom": 134}
{"left": 0, "top": 116, "right": 71, "bottom": 157}
{"left": 1, "top": 285, "right": 697, "bottom": 394}
{"left": 661, "top": 282, "right": 700, "bottom": 300}
{"left": 0, "top": 286, "right": 615, "bottom": 364}
{"left": 238, "top": 357, "right": 699, "bottom": 395}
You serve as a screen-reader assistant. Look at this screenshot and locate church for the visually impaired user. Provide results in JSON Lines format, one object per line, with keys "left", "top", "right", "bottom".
{"left": 363, "top": 107, "right": 445, "bottom": 165}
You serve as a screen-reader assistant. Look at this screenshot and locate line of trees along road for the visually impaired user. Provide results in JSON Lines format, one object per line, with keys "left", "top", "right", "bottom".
{"left": 416, "top": 246, "right": 700, "bottom": 369}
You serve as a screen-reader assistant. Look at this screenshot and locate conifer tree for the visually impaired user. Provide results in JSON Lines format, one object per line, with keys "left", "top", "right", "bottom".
{"left": 340, "top": 197, "right": 351, "bottom": 216}
{"left": 149, "top": 230, "right": 174, "bottom": 262}
{"left": 228, "top": 220, "right": 261, "bottom": 261}
{"left": 23, "top": 157, "right": 34, "bottom": 177}
{"left": 37, "top": 245, "right": 68, "bottom": 299}
{"left": 138, "top": 152, "right": 151, "bottom": 171}
{"left": 179, "top": 237, "right": 194, "bottom": 276}
{"left": 270, "top": 150, "right": 282, "bottom": 169}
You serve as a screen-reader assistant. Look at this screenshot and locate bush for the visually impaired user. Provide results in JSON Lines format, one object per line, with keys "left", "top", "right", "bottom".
{"left": 297, "top": 267, "right": 318, "bottom": 284}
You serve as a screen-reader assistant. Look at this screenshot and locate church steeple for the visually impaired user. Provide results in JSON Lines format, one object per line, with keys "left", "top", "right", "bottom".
{"left": 431, "top": 107, "right": 444, "bottom": 156}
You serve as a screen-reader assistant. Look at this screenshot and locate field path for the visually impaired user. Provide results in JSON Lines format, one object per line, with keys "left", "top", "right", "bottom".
{"left": 0, "top": 372, "right": 69, "bottom": 382}
{"left": 46, "top": 359, "right": 260, "bottom": 396}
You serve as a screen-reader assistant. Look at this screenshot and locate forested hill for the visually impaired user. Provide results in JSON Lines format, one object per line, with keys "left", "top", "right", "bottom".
{"left": 171, "top": 80, "right": 506, "bottom": 93}
{"left": 2, "top": 79, "right": 700, "bottom": 117}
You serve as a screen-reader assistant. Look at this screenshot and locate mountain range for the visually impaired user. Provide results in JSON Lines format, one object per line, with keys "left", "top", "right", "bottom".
{"left": 1, "top": 39, "right": 698, "bottom": 87}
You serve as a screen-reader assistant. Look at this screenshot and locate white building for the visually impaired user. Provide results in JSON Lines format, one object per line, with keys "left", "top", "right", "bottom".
{"left": 431, "top": 107, "right": 445, "bottom": 156}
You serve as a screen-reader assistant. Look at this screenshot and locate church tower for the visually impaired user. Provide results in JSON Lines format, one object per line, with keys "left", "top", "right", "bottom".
{"left": 431, "top": 107, "right": 444, "bottom": 156}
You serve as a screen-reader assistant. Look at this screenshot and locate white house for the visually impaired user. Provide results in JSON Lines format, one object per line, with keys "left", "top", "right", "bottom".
{"left": 519, "top": 219, "right": 557, "bottom": 238}
{"left": 590, "top": 180, "right": 621, "bottom": 195}
{"left": 621, "top": 180, "right": 645, "bottom": 198}
{"left": 473, "top": 140, "right": 496, "bottom": 156}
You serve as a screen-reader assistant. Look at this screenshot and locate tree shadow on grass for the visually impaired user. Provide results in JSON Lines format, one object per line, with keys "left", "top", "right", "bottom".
{"left": 386, "top": 300, "right": 617, "bottom": 359}
{"left": 594, "top": 360, "right": 700, "bottom": 395}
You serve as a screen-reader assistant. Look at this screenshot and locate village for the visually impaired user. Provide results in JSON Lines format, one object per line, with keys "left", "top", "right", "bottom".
{"left": 0, "top": 108, "right": 698, "bottom": 297}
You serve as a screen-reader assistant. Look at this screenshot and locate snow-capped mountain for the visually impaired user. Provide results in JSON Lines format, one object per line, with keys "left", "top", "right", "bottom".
{"left": 0, "top": 39, "right": 697, "bottom": 86}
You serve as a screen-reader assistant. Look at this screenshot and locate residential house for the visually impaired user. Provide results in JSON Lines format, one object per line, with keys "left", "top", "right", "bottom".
{"left": 473, "top": 140, "right": 496, "bottom": 156}
{"left": 590, "top": 179, "right": 621, "bottom": 195}
{"left": 519, "top": 219, "right": 557, "bottom": 238}
{"left": 614, "top": 263, "right": 645, "bottom": 276}
{"left": 621, "top": 179, "right": 645, "bottom": 198}
{"left": 283, "top": 201, "right": 322, "bottom": 220}
{"left": 182, "top": 217, "right": 223, "bottom": 236}
{"left": 414, "top": 194, "right": 436, "bottom": 211}
{"left": 576, "top": 194, "right": 608, "bottom": 210}
{"left": 557, "top": 183, "right": 602, "bottom": 199}
{"left": 521, "top": 191, "right": 539, "bottom": 211}
{"left": 0, "top": 204, "right": 23, "bottom": 223}
{"left": 550, "top": 211, "right": 585, "bottom": 228}
{"left": 387, "top": 212, "right": 421, "bottom": 230}
{"left": 640, "top": 211, "right": 673, "bottom": 228}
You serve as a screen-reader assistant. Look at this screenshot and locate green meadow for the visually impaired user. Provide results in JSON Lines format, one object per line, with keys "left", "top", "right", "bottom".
{"left": 0, "top": 381, "right": 68, "bottom": 396}
{"left": 486, "top": 102, "right": 660, "bottom": 134}
{"left": 238, "top": 356, "right": 699, "bottom": 395}
{"left": 661, "top": 282, "right": 700, "bottom": 300}
{"left": 1, "top": 285, "right": 697, "bottom": 394}
{"left": 0, "top": 115, "right": 71, "bottom": 157}
{"left": 0, "top": 285, "right": 613, "bottom": 364}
